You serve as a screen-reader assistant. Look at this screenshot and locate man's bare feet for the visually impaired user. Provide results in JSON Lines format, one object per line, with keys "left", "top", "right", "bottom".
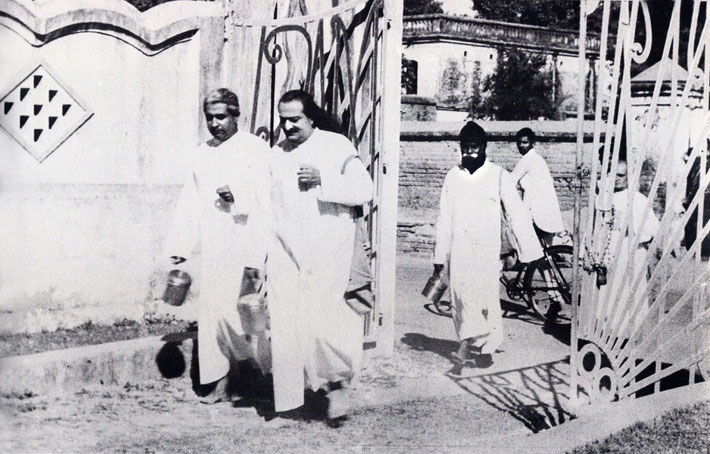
{"left": 199, "top": 376, "right": 230, "bottom": 404}
{"left": 451, "top": 338, "right": 470, "bottom": 364}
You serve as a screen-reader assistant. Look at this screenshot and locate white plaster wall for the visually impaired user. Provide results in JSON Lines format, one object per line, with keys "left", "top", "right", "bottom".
{"left": 403, "top": 42, "right": 498, "bottom": 98}
{"left": 556, "top": 54, "right": 585, "bottom": 109}
{"left": 0, "top": 26, "right": 202, "bottom": 333}
{"left": 1, "top": 29, "right": 199, "bottom": 185}
{"left": 436, "top": 109, "right": 468, "bottom": 122}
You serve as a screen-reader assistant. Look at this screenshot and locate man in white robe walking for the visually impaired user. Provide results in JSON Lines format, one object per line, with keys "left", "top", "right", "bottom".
{"left": 267, "top": 90, "right": 373, "bottom": 421}
{"left": 511, "top": 127, "right": 566, "bottom": 320}
{"left": 511, "top": 128, "right": 565, "bottom": 243}
{"left": 165, "top": 88, "right": 272, "bottom": 402}
{"left": 433, "top": 122, "right": 542, "bottom": 367}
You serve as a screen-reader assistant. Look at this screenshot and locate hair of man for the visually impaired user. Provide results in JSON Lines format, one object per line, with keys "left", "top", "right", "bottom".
{"left": 279, "top": 89, "right": 342, "bottom": 134}
{"left": 204, "top": 88, "right": 240, "bottom": 118}
{"left": 515, "top": 127, "right": 535, "bottom": 143}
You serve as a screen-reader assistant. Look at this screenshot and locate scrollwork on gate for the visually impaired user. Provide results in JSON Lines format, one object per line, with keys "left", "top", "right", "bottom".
{"left": 577, "top": 342, "right": 618, "bottom": 405}
{"left": 574, "top": 0, "right": 710, "bottom": 408}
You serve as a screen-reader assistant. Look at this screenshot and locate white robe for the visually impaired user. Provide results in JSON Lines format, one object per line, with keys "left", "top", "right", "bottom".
{"left": 604, "top": 189, "right": 660, "bottom": 332}
{"left": 434, "top": 162, "right": 542, "bottom": 353}
{"left": 267, "top": 128, "right": 373, "bottom": 412}
{"left": 165, "top": 131, "right": 272, "bottom": 384}
{"left": 510, "top": 148, "right": 565, "bottom": 234}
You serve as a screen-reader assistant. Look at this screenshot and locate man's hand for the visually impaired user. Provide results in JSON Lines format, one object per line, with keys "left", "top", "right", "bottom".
{"left": 243, "top": 267, "right": 261, "bottom": 281}
{"left": 298, "top": 165, "right": 321, "bottom": 190}
{"left": 240, "top": 267, "right": 262, "bottom": 297}
{"left": 433, "top": 264, "right": 444, "bottom": 276}
{"left": 216, "top": 185, "right": 235, "bottom": 203}
{"left": 170, "top": 256, "right": 187, "bottom": 265}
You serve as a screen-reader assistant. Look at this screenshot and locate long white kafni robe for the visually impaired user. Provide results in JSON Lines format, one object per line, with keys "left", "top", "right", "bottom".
{"left": 434, "top": 162, "right": 543, "bottom": 354}
{"left": 603, "top": 189, "right": 660, "bottom": 332}
{"left": 165, "top": 131, "right": 272, "bottom": 384}
{"left": 510, "top": 148, "right": 565, "bottom": 234}
{"left": 267, "top": 128, "right": 373, "bottom": 412}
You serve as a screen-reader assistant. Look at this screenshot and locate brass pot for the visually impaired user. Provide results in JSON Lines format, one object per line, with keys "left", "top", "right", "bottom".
{"left": 162, "top": 270, "right": 191, "bottom": 306}
{"left": 237, "top": 294, "right": 269, "bottom": 333}
{"left": 422, "top": 274, "right": 448, "bottom": 304}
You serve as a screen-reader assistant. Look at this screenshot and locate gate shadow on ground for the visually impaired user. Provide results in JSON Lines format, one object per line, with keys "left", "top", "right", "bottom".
{"left": 447, "top": 359, "right": 573, "bottom": 433}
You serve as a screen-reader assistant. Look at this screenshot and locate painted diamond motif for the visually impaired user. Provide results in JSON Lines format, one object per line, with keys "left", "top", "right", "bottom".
{"left": 0, "top": 62, "right": 93, "bottom": 162}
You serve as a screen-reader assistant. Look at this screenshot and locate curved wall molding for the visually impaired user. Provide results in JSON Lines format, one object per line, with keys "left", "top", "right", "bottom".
{"left": 0, "top": 0, "right": 226, "bottom": 146}
{"left": 0, "top": 0, "right": 224, "bottom": 53}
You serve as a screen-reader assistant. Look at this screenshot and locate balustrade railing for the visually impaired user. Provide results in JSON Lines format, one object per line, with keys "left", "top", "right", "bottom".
{"left": 404, "top": 14, "right": 600, "bottom": 55}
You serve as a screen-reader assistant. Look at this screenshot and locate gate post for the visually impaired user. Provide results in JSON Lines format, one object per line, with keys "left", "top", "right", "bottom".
{"left": 571, "top": 0, "right": 591, "bottom": 407}
{"left": 375, "top": 0, "right": 403, "bottom": 357}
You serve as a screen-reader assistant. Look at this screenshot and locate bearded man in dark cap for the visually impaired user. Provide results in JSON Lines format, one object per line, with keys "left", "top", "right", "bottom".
{"left": 431, "top": 121, "right": 542, "bottom": 368}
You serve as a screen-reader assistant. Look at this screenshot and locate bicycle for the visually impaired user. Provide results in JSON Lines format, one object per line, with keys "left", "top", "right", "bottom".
{"left": 500, "top": 233, "right": 575, "bottom": 324}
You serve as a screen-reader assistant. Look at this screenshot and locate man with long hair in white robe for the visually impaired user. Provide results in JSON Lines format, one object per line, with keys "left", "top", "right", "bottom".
{"left": 165, "top": 88, "right": 272, "bottom": 402}
{"left": 432, "top": 122, "right": 542, "bottom": 367}
{"left": 267, "top": 90, "right": 372, "bottom": 422}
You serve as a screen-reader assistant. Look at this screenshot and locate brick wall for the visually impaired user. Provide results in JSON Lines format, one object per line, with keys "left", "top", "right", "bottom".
{"left": 397, "top": 120, "right": 596, "bottom": 257}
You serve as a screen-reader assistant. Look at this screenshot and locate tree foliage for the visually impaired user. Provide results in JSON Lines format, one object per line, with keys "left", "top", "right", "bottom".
{"left": 471, "top": 48, "right": 557, "bottom": 121}
{"left": 404, "top": 0, "right": 443, "bottom": 16}
{"left": 474, "top": 0, "right": 578, "bottom": 30}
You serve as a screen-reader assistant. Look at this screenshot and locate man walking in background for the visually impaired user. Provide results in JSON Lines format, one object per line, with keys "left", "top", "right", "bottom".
{"left": 511, "top": 127, "right": 566, "bottom": 320}
{"left": 432, "top": 121, "right": 542, "bottom": 368}
{"left": 511, "top": 127, "right": 565, "bottom": 245}
{"left": 266, "top": 90, "right": 372, "bottom": 424}
{"left": 165, "top": 88, "right": 272, "bottom": 403}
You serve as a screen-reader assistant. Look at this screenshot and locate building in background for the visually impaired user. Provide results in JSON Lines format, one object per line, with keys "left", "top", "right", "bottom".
{"left": 402, "top": 14, "right": 602, "bottom": 121}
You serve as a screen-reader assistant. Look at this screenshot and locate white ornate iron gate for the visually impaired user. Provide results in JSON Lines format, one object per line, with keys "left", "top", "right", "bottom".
{"left": 225, "top": 0, "right": 389, "bottom": 346}
{"left": 572, "top": 0, "right": 710, "bottom": 405}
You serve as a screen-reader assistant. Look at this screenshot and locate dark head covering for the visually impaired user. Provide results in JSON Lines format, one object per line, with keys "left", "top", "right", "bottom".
{"left": 459, "top": 121, "right": 487, "bottom": 148}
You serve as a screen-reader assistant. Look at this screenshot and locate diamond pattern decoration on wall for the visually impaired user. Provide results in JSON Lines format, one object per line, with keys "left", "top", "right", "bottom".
{"left": 0, "top": 62, "right": 93, "bottom": 162}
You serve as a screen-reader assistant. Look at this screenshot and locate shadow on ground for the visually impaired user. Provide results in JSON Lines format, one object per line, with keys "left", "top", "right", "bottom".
{"left": 400, "top": 332, "right": 459, "bottom": 362}
{"left": 448, "top": 359, "right": 573, "bottom": 433}
{"left": 500, "top": 298, "right": 572, "bottom": 346}
{"left": 155, "top": 333, "right": 337, "bottom": 426}
{"left": 500, "top": 299, "right": 542, "bottom": 324}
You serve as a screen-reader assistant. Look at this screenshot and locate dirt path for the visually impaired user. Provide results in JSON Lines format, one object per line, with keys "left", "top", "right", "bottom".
{"left": 1, "top": 262, "right": 573, "bottom": 452}
{"left": 1, "top": 351, "right": 560, "bottom": 454}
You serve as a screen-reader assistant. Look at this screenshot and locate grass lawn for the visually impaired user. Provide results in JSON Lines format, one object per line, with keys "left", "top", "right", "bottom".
{"left": 573, "top": 400, "right": 710, "bottom": 453}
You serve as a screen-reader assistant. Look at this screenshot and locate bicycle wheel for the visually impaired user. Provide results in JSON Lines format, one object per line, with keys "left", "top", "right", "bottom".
{"left": 524, "top": 244, "right": 574, "bottom": 323}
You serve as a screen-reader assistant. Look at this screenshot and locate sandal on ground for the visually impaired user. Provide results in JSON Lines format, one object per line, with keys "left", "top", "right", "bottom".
{"left": 471, "top": 353, "right": 494, "bottom": 369}
{"left": 450, "top": 351, "right": 467, "bottom": 364}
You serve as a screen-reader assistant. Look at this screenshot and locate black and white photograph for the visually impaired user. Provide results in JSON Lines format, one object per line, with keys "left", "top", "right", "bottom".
{"left": 1, "top": 0, "right": 709, "bottom": 452}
